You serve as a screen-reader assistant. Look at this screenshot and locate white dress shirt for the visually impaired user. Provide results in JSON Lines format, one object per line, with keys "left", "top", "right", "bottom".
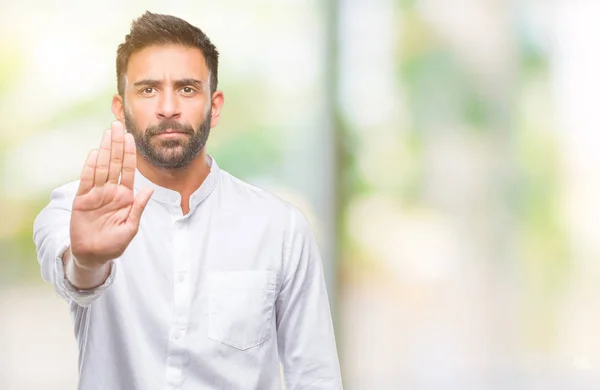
{"left": 33, "top": 156, "right": 343, "bottom": 390}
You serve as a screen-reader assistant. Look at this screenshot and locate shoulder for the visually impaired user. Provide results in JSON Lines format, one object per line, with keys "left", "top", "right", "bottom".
{"left": 217, "top": 169, "right": 320, "bottom": 255}
{"left": 217, "top": 169, "right": 317, "bottom": 234}
{"left": 47, "top": 179, "right": 80, "bottom": 203}
{"left": 218, "top": 169, "right": 297, "bottom": 217}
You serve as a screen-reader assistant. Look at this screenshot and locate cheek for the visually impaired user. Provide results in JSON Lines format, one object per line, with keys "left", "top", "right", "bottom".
{"left": 126, "top": 99, "right": 155, "bottom": 121}
{"left": 184, "top": 99, "right": 211, "bottom": 125}
{"left": 125, "top": 103, "right": 134, "bottom": 118}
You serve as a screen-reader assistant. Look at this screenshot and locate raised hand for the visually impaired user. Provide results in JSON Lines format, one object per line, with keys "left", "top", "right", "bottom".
{"left": 69, "top": 120, "right": 154, "bottom": 268}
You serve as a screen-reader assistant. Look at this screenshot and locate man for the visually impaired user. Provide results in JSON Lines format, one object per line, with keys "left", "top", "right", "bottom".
{"left": 33, "top": 11, "right": 342, "bottom": 390}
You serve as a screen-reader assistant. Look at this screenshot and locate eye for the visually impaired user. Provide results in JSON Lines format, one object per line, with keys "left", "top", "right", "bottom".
{"left": 181, "top": 86, "right": 195, "bottom": 95}
{"left": 140, "top": 87, "right": 156, "bottom": 94}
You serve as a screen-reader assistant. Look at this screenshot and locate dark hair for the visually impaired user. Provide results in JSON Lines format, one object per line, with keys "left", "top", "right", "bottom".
{"left": 116, "top": 11, "right": 219, "bottom": 97}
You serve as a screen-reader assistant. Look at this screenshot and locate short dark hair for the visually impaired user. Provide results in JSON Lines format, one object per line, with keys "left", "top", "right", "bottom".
{"left": 116, "top": 11, "right": 219, "bottom": 97}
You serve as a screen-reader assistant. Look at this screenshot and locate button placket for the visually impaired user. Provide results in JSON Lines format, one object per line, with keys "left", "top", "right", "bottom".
{"left": 165, "top": 219, "right": 192, "bottom": 387}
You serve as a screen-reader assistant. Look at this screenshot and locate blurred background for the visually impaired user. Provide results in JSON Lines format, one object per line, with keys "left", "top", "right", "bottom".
{"left": 1, "top": 0, "right": 599, "bottom": 389}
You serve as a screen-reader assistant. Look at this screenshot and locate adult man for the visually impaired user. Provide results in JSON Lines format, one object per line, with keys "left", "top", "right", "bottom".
{"left": 33, "top": 11, "right": 342, "bottom": 390}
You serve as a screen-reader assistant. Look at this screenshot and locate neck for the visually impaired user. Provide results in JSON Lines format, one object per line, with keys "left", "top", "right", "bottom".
{"left": 136, "top": 148, "right": 211, "bottom": 214}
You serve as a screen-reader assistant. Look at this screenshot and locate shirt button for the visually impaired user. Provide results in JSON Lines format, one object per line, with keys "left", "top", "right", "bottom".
{"left": 177, "top": 273, "right": 185, "bottom": 283}
{"left": 173, "top": 331, "right": 182, "bottom": 340}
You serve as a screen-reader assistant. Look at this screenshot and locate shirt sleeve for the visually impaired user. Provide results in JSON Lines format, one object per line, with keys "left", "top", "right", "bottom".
{"left": 32, "top": 183, "right": 117, "bottom": 307}
{"left": 276, "top": 206, "right": 344, "bottom": 389}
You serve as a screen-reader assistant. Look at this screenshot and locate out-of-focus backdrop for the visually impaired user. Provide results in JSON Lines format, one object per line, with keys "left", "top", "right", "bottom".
{"left": 1, "top": 0, "right": 598, "bottom": 389}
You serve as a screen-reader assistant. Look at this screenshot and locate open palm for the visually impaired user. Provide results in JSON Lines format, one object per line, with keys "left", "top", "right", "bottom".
{"left": 70, "top": 121, "right": 153, "bottom": 267}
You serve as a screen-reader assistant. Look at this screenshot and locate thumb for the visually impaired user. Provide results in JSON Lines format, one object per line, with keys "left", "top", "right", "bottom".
{"left": 127, "top": 187, "right": 154, "bottom": 229}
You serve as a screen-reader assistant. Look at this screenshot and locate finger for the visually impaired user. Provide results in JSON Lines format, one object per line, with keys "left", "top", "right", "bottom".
{"left": 94, "top": 129, "right": 111, "bottom": 186}
{"left": 127, "top": 188, "right": 154, "bottom": 230}
{"left": 107, "top": 121, "right": 125, "bottom": 184}
{"left": 76, "top": 149, "right": 98, "bottom": 196}
{"left": 120, "top": 133, "right": 137, "bottom": 189}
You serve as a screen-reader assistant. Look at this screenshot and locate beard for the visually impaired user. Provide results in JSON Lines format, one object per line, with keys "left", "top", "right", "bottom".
{"left": 124, "top": 110, "right": 211, "bottom": 169}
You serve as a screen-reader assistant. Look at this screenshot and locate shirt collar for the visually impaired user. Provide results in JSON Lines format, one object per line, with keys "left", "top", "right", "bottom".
{"left": 134, "top": 154, "right": 221, "bottom": 208}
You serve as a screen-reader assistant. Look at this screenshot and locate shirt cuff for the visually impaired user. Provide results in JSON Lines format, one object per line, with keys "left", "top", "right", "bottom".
{"left": 53, "top": 238, "right": 117, "bottom": 307}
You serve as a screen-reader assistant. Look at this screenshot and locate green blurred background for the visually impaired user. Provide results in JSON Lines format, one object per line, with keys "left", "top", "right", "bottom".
{"left": 2, "top": 0, "right": 599, "bottom": 389}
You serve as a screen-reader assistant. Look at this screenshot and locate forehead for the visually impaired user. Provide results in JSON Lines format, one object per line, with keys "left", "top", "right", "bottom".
{"left": 126, "top": 44, "right": 208, "bottom": 82}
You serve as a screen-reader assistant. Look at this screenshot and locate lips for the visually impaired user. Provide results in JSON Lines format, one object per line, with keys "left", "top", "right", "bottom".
{"left": 157, "top": 132, "right": 186, "bottom": 138}
{"left": 155, "top": 128, "right": 190, "bottom": 137}
{"left": 148, "top": 122, "right": 194, "bottom": 137}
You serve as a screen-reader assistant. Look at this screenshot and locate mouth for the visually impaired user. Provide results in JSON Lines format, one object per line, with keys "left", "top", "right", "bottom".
{"left": 156, "top": 129, "right": 188, "bottom": 138}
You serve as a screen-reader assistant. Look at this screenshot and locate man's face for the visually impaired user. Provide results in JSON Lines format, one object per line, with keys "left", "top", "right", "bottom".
{"left": 121, "top": 44, "right": 213, "bottom": 169}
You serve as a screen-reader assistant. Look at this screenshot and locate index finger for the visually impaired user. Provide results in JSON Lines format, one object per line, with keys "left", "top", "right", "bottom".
{"left": 120, "top": 132, "right": 137, "bottom": 189}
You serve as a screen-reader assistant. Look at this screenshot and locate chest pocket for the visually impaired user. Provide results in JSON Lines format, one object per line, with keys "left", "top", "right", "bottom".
{"left": 207, "top": 270, "right": 277, "bottom": 351}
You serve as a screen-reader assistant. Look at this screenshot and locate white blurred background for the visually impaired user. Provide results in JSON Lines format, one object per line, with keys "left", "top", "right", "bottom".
{"left": 2, "top": 0, "right": 600, "bottom": 389}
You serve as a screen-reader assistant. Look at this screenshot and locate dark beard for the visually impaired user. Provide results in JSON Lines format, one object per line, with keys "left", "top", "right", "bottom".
{"left": 124, "top": 111, "right": 211, "bottom": 169}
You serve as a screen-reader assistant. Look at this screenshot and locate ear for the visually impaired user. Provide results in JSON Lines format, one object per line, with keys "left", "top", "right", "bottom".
{"left": 112, "top": 94, "right": 125, "bottom": 123}
{"left": 209, "top": 90, "right": 225, "bottom": 128}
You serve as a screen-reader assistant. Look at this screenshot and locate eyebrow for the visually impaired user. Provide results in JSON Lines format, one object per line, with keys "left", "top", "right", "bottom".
{"left": 133, "top": 78, "right": 204, "bottom": 89}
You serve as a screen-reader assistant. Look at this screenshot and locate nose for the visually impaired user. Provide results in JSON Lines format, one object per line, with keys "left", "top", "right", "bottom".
{"left": 157, "top": 89, "right": 181, "bottom": 120}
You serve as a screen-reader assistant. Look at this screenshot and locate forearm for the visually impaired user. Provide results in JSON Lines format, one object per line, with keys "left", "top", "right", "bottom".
{"left": 62, "top": 246, "right": 112, "bottom": 290}
{"left": 34, "top": 184, "right": 120, "bottom": 307}
{"left": 277, "top": 207, "right": 343, "bottom": 389}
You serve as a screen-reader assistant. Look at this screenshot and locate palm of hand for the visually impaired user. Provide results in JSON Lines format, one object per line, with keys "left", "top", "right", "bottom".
{"left": 70, "top": 121, "right": 153, "bottom": 266}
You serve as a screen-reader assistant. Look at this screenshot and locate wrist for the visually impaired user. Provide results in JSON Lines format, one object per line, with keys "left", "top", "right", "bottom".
{"left": 64, "top": 248, "right": 112, "bottom": 290}
{"left": 69, "top": 248, "right": 109, "bottom": 272}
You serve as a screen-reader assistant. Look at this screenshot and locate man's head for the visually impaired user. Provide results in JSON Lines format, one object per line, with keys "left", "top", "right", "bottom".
{"left": 112, "top": 11, "right": 224, "bottom": 169}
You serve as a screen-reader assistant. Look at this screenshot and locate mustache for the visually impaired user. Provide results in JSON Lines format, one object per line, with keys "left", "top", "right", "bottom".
{"left": 146, "top": 120, "right": 194, "bottom": 136}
